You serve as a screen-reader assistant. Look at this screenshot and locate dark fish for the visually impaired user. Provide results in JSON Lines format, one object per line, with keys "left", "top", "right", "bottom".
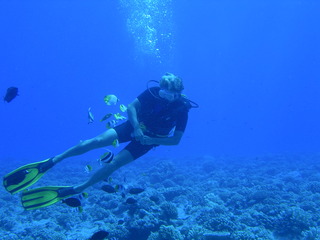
{"left": 118, "top": 219, "right": 124, "bottom": 225}
{"left": 62, "top": 197, "right": 81, "bottom": 208}
{"left": 129, "top": 187, "right": 144, "bottom": 195}
{"left": 4, "top": 87, "right": 18, "bottom": 103}
{"left": 125, "top": 197, "right": 137, "bottom": 204}
{"left": 100, "top": 113, "right": 112, "bottom": 122}
{"left": 89, "top": 230, "right": 109, "bottom": 240}
{"left": 121, "top": 192, "right": 126, "bottom": 198}
{"left": 101, "top": 185, "right": 116, "bottom": 193}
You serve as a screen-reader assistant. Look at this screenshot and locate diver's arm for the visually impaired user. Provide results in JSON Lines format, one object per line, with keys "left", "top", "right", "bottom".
{"left": 127, "top": 98, "right": 144, "bottom": 140}
{"left": 141, "top": 130, "right": 184, "bottom": 146}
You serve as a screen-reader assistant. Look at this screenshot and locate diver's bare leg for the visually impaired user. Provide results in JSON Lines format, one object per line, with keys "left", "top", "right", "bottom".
{"left": 74, "top": 149, "right": 134, "bottom": 193}
{"left": 52, "top": 129, "right": 118, "bottom": 164}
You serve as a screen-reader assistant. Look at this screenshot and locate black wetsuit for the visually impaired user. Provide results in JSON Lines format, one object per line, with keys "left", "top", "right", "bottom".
{"left": 114, "top": 87, "right": 190, "bottom": 159}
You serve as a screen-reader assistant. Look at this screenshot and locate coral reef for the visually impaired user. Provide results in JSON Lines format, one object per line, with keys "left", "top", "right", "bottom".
{"left": 2, "top": 154, "right": 320, "bottom": 239}
{"left": 160, "top": 202, "right": 178, "bottom": 220}
{"left": 147, "top": 225, "right": 183, "bottom": 240}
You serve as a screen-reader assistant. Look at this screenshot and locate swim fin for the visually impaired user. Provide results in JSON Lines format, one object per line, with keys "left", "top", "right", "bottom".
{"left": 3, "top": 158, "right": 55, "bottom": 194}
{"left": 21, "top": 186, "right": 77, "bottom": 210}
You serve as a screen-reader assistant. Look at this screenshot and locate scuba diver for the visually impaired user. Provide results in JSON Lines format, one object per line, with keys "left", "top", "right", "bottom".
{"left": 3, "top": 73, "right": 198, "bottom": 210}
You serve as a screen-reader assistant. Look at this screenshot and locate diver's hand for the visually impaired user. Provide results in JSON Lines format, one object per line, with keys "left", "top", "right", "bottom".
{"left": 140, "top": 136, "right": 155, "bottom": 145}
{"left": 133, "top": 127, "right": 144, "bottom": 141}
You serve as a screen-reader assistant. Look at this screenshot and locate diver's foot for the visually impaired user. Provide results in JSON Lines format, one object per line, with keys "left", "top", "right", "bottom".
{"left": 73, "top": 184, "right": 87, "bottom": 194}
{"left": 58, "top": 187, "right": 78, "bottom": 198}
{"left": 39, "top": 158, "right": 55, "bottom": 172}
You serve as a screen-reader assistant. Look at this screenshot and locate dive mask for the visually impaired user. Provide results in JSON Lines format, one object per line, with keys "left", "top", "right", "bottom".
{"left": 159, "top": 89, "right": 181, "bottom": 102}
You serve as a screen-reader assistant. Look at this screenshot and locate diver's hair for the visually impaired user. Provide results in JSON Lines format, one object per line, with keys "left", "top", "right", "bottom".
{"left": 159, "top": 72, "right": 184, "bottom": 93}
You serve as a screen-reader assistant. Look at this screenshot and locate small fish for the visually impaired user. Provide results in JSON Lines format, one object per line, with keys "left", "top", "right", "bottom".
{"left": 4, "top": 87, "right": 19, "bottom": 103}
{"left": 106, "top": 120, "right": 118, "bottom": 129}
{"left": 100, "top": 113, "right": 113, "bottom": 122}
{"left": 61, "top": 192, "right": 88, "bottom": 210}
{"left": 88, "top": 107, "right": 94, "bottom": 124}
{"left": 62, "top": 197, "right": 81, "bottom": 208}
{"left": 114, "top": 113, "right": 126, "bottom": 120}
{"left": 103, "top": 176, "right": 112, "bottom": 183}
{"left": 129, "top": 188, "right": 144, "bottom": 194}
{"left": 104, "top": 94, "right": 119, "bottom": 105}
{"left": 98, "top": 151, "right": 114, "bottom": 164}
{"left": 125, "top": 197, "right": 137, "bottom": 204}
{"left": 81, "top": 192, "right": 89, "bottom": 198}
{"left": 112, "top": 139, "right": 119, "bottom": 148}
{"left": 118, "top": 219, "right": 125, "bottom": 225}
{"left": 89, "top": 230, "right": 109, "bottom": 240}
{"left": 78, "top": 207, "right": 84, "bottom": 213}
{"left": 62, "top": 196, "right": 83, "bottom": 212}
{"left": 120, "top": 104, "right": 127, "bottom": 112}
{"left": 101, "top": 185, "right": 117, "bottom": 193}
{"left": 84, "top": 164, "right": 93, "bottom": 173}
{"left": 114, "top": 184, "right": 124, "bottom": 192}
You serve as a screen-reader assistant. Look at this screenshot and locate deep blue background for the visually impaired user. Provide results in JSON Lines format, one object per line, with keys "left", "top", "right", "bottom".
{"left": 1, "top": 0, "right": 319, "bottom": 164}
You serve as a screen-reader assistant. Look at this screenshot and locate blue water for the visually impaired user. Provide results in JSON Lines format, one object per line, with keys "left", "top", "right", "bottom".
{"left": 1, "top": 1, "right": 320, "bottom": 239}
{"left": 1, "top": 0, "right": 319, "bottom": 160}
{"left": 1, "top": 1, "right": 319, "bottom": 162}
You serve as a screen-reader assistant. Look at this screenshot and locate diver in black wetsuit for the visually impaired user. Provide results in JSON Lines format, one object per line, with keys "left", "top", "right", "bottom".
{"left": 70, "top": 72, "right": 192, "bottom": 193}
{"left": 3, "top": 73, "right": 196, "bottom": 209}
